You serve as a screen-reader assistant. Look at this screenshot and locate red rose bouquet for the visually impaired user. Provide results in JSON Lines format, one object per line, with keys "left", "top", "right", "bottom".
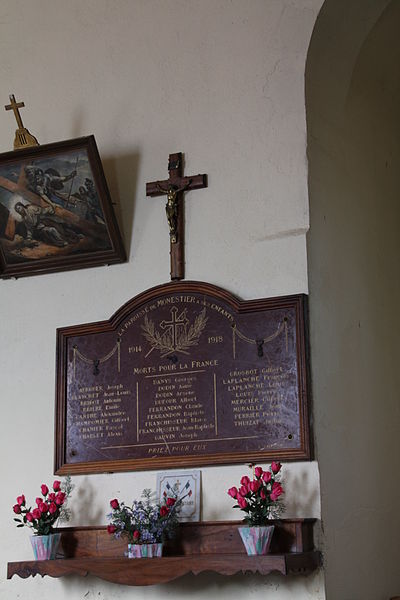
{"left": 107, "top": 488, "right": 185, "bottom": 544}
{"left": 13, "top": 477, "right": 73, "bottom": 536}
{"left": 227, "top": 462, "right": 285, "bottom": 526}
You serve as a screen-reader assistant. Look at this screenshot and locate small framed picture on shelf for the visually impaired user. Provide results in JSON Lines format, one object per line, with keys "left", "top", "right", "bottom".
{"left": 156, "top": 470, "right": 201, "bottom": 522}
{"left": 0, "top": 135, "right": 126, "bottom": 278}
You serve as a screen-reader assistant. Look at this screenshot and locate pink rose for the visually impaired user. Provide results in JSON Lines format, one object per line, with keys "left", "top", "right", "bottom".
{"left": 227, "top": 486, "right": 238, "bottom": 498}
{"left": 49, "top": 502, "right": 58, "bottom": 515}
{"left": 271, "top": 461, "right": 281, "bottom": 474}
{"left": 240, "top": 475, "right": 250, "bottom": 486}
{"left": 166, "top": 497, "right": 176, "bottom": 507}
{"left": 249, "top": 480, "right": 260, "bottom": 493}
{"left": 53, "top": 480, "right": 61, "bottom": 492}
{"left": 41, "top": 484, "right": 49, "bottom": 496}
{"left": 237, "top": 496, "right": 247, "bottom": 509}
{"left": 133, "top": 530, "right": 140, "bottom": 540}
{"left": 39, "top": 502, "right": 48, "bottom": 514}
{"left": 55, "top": 492, "right": 66, "bottom": 506}
{"left": 26, "top": 512, "right": 34, "bottom": 522}
{"left": 107, "top": 524, "right": 117, "bottom": 534}
{"left": 13, "top": 504, "right": 21, "bottom": 514}
{"left": 17, "top": 495, "right": 25, "bottom": 506}
{"left": 48, "top": 493, "right": 56, "bottom": 502}
{"left": 160, "top": 506, "right": 169, "bottom": 517}
{"left": 110, "top": 499, "right": 119, "bottom": 510}
{"left": 32, "top": 508, "right": 41, "bottom": 519}
{"left": 260, "top": 489, "right": 266, "bottom": 500}
{"left": 254, "top": 466, "right": 263, "bottom": 478}
{"left": 262, "top": 471, "right": 272, "bottom": 483}
{"left": 270, "top": 482, "right": 283, "bottom": 501}
{"left": 239, "top": 485, "right": 249, "bottom": 497}
{"left": 36, "top": 497, "right": 42, "bottom": 506}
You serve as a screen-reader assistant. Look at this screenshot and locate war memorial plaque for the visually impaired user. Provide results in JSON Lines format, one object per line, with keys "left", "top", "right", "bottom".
{"left": 55, "top": 282, "right": 312, "bottom": 474}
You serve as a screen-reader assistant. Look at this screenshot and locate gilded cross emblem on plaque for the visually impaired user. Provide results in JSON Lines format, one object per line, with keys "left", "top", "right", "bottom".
{"left": 142, "top": 306, "right": 208, "bottom": 358}
{"left": 160, "top": 307, "right": 190, "bottom": 350}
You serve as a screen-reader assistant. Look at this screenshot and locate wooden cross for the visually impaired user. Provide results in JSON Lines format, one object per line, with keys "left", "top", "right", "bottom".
{"left": 146, "top": 152, "right": 207, "bottom": 280}
{"left": 5, "top": 94, "right": 39, "bottom": 149}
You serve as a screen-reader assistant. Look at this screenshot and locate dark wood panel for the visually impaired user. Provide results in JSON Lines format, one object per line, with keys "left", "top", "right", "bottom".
{"left": 55, "top": 281, "right": 312, "bottom": 474}
{"left": 55, "top": 519, "right": 316, "bottom": 558}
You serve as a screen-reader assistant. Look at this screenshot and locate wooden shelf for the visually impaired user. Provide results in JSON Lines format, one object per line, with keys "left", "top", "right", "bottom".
{"left": 8, "top": 552, "right": 321, "bottom": 586}
{"left": 7, "top": 520, "right": 322, "bottom": 586}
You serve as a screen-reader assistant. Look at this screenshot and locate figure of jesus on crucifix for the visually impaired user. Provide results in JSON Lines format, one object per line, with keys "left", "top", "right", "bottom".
{"left": 158, "top": 182, "right": 192, "bottom": 244}
{"left": 147, "top": 153, "right": 207, "bottom": 280}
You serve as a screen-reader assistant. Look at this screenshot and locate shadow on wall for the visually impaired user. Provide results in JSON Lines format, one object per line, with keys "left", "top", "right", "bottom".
{"left": 283, "top": 468, "right": 319, "bottom": 518}
{"left": 73, "top": 476, "right": 104, "bottom": 525}
{"left": 102, "top": 151, "right": 141, "bottom": 258}
{"left": 58, "top": 569, "right": 323, "bottom": 598}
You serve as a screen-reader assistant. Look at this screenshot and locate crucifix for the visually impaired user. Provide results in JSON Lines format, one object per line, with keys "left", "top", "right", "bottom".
{"left": 4, "top": 94, "right": 39, "bottom": 149}
{"left": 146, "top": 152, "right": 207, "bottom": 280}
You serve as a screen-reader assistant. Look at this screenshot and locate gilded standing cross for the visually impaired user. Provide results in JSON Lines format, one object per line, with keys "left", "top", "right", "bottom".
{"left": 4, "top": 94, "right": 39, "bottom": 149}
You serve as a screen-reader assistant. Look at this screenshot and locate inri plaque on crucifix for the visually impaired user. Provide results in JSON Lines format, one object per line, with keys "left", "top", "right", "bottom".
{"left": 146, "top": 153, "right": 207, "bottom": 280}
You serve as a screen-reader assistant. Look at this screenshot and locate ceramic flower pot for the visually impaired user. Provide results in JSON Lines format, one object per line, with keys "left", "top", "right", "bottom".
{"left": 127, "top": 542, "right": 163, "bottom": 558}
{"left": 30, "top": 533, "right": 61, "bottom": 560}
{"left": 238, "top": 525, "right": 275, "bottom": 555}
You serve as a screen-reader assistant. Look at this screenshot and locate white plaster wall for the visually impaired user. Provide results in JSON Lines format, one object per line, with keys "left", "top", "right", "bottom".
{"left": 0, "top": 1, "right": 324, "bottom": 599}
{"left": 307, "top": 1, "right": 400, "bottom": 598}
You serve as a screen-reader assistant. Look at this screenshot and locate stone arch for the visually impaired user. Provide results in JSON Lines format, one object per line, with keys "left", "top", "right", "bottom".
{"left": 306, "top": 1, "right": 400, "bottom": 598}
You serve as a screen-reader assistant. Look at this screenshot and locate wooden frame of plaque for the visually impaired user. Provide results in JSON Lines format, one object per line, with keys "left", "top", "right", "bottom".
{"left": 55, "top": 281, "right": 312, "bottom": 475}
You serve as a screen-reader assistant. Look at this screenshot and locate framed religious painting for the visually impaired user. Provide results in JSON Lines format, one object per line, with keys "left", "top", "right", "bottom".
{"left": 0, "top": 136, "right": 126, "bottom": 278}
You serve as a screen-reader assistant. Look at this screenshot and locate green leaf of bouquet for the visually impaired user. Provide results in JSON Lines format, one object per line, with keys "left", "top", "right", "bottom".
{"left": 17, "top": 523, "right": 25, "bottom": 527}
{"left": 14, "top": 518, "right": 22, "bottom": 522}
